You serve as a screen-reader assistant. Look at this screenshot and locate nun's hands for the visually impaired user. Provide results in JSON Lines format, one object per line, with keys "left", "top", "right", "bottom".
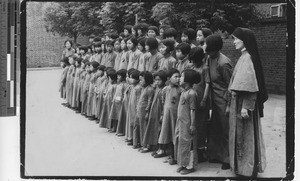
{"left": 190, "top": 125, "right": 196, "bottom": 135}
{"left": 241, "top": 108, "right": 249, "bottom": 119}
{"left": 225, "top": 106, "right": 230, "bottom": 117}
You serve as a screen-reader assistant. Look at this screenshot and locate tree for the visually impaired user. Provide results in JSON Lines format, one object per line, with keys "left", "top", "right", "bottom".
{"left": 42, "top": 2, "right": 103, "bottom": 44}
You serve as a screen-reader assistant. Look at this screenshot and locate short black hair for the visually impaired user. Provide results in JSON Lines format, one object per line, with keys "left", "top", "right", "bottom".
{"left": 166, "top": 68, "right": 180, "bottom": 78}
{"left": 94, "top": 42, "right": 102, "bottom": 48}
{"left": 175, "top": 43, "right": 191, "bottom": 55}
{"left": 79, "top": 46, "right": 88, "bottom": 53}
{"left": 197, "top": 28, "right": 213, "bottom": 38}
{"left": 205, "top": 34, "right": 223, "bottom": 52}
{"left": 107, "top": 69, "right": 117, "bottom": 81}
{"left": 148, "top": 26, "right": 159, "bottom": 35}
{"left": 145, "top": 37, "right": 158, "bottom": 50}
{"left": 61, "top": 57, "right": 70, "bottom": 66}
{"left": 182, "top": 69, "right": 201, "bottom": 85}
{"left": 127, "top": 68, "right": 136, "bottom": 76}
{"left": 129, "top": 36, "right": 138, "bottom": 47}
{"left": 140, "top": 71, "right": 154, "bottom": 86}
{"left": 182, "top": 28, "right": 196, "bottom": 41}
{"left": 189, "top": 47, "right": 205, "bottom": 65}
{"left": 93, "top": 36, "right": 102, "bottom": 42}
{"left": 164, "top": 28, "right": 177, "bottom": 39}
{"left": 160, "top": 39, "right": 175, "bottom": 54}
{"left": 74, "top": 57, "right": 83, "bottom": 67}
{"left": 138, "top": 37, "right": 147, "bottom": 50}
{"left": 130, "top": 70, "right": 140, "bottom": 80}
{"left": 137, "top": 23, "right": 149, "bottom": 34}
{"left": 110, "top": 32, "right": 119, "bottom": 40}
{"left": 106, "top": 40, "right": 114, "bottom": 46}
{"left": 98, "top": 65, "right": 106, "bottom": 71}
{"left": 124, "top": 25, "right": 132, "bottom": 34}
{"left": 153, "top": 70, "right": 167, "bottom": 83}
{"left": 117, "top": 69, "right": 127, "bottom": 81}
{"left": 90, "top": 61, "right": 100, "bottom": 69}
{"left": 64, "top": 40, "right": 73, "bottom": 47}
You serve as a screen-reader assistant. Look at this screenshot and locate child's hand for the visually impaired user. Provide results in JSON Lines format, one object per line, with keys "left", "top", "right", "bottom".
{"left": 225, "top": 105, "right": 230, "bottom": 117}
{"left": 189, "top": 125, "right": 196, "bottom": 135}
{"left": 145, "top": 113, "right": 149, "bottom": 122}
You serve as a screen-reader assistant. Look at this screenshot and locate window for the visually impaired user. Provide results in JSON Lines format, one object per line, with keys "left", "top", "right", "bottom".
{"left": 270, "top": 3, "right": 287, "bottom": 17}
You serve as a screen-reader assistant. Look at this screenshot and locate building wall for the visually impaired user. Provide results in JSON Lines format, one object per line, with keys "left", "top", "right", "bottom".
{"left": 222, "top": 18, "right": 286, "bottom": 94}
{"left": 26, "top": 2, "right": 89, "bottom": 68}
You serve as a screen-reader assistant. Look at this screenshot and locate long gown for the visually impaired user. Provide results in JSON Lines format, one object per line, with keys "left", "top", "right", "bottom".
{"left": 206, "top": 52, "right": 233, "bottom": 164}
{"left": 228, "top": 50, "right": 266, "bottom": 176}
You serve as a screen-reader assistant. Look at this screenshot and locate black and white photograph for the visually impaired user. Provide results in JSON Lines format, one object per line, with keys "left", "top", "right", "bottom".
{"left": 7, "top": 0, "right": 294, "bottom": 180}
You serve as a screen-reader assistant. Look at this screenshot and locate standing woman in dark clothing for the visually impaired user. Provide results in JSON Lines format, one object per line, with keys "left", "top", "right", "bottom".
{"left": 228, "top": 27, "right": 268, "bottom": 177}
{"left": 204, "top": 34, "right": 233, "bottom": 170}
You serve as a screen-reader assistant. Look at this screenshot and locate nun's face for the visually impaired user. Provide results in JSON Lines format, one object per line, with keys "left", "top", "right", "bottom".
{"left": 233, "top": 37, "right": 245, "bottom": 51}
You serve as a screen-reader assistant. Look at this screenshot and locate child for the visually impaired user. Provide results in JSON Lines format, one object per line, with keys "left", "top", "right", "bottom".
{"left": 137, "top": 22, "right": 149, "bottom": 39}
{"left": 96, "top": 67, "right": 111, "bottom": 123}
{"left": 196, "top": 28, "right": 213, "bottom": 48}
{"left": 125, "top": 70, "right": 142, "bottom": 147}
{"left": 86, "top": 61, "right": 100, "bottom": 120}
{"left": 99, "top": 69, "right": 117, "bottom": 129}
{"left": 119, "top": 68, "right": 135, "bottom": 138}
{"left": 189, "top": 47, "right": 210, "bottom": 162}
{"left": 118, "top": 38, "right": 130, "bottom": 70}
{"left": 71, "top": 57, "right": 83, "bottom": 109}
{"left": 59, "top": 57, "right": 70, "bottom": 102}
{"left": 181, "top": 28, "right": 197, "bottom": 48}
{"left": 108, "top": 69, "right": 127, "bottom": 133}
{"left": 102, "top": 40, "right": 117, "bottom": 68}
{"left": 94, "top": 65, "right": 106, "bottom": 123}
{"left": 124, "top": 25, "right": 133, "bottom": 39}
{"left": 135, "top": 71, "right": 155, "bottom": 152}
{"left": 113, "top": 38, "right": 123, "bottom": 70}
{"left": 158, "top": 25, "right": 170, "bottom": 40}
{"left": 81, "top": 62, "right": 91, "bottom": 116}
{"left": 76, "top": 59, "right": 89, "bottom": 113}
{"left": 137, "top": 37, "right": 150, "bottom": 72}
{"left": 174, "top": 69, "right": 200, "bottom": 175}
{"left": 143, "top": 70, "right": 167, "bottom": 155}
{"left": 66, "top": 55, "right": 76, "bottom": 108}
{"left": 127, "top": 37, "right": 142, "bottom": 70}
{"left": 147, "top": 26, "right": 160, "bottom": 43}
{"left": 144, "top": 37, "right": 163, "bottom": 73}
{"left": 131, "top": 25, "right": 138, "bottom": 37}
{"left": 158, "top": 39, "right": 177, "bottom": 71}
{"left": 79, "top": 46, "right": 91, "bottom": 62}
{"left": 164, "top": 28, "right": 179, "bottom": 58}
{"left": 91, "top": 42, "right": 103, "bottom": 64}
{"left": 156, "top": 68, "right": 182, "bottom": 165}
{"left": 175, "top": 43, "right": 192, "bottom": 73}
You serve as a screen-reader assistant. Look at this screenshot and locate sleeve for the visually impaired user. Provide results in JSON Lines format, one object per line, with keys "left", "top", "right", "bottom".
{"left": 188, "top": 91, "right": 197, "bottom": 110}
{"left": 242, "top": 92, "right": 257, "bottom": 111}
{"left": 145, "top": 88, "right": 155, "bottom": 112}
{"left": 219, "top": 62, "right": 232, "bottom": 86}
{"left": 203, "top": 66, "right": 210, "bottom": 83}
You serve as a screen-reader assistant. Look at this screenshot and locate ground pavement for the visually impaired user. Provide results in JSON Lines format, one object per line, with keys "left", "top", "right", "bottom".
{"left": 24, "top": 68, "right": 286, "bottom": 178}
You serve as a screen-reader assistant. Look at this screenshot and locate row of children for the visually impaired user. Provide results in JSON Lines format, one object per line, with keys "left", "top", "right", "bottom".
{"left": 59, "top": 23, "right": 267, "bottom": 177}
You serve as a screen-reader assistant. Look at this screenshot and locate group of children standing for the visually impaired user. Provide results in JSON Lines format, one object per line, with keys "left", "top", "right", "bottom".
{"left": 58, "top": 23, "right": 265, "bottom": 177}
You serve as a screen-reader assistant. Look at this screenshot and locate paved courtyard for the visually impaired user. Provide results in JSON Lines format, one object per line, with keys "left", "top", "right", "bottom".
{"left": 24, "top": 68, "right": 286, "bottom": 178}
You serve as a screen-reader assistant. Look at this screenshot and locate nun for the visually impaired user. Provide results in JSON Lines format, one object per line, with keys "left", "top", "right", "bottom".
{"left": 228, "top": 27, "right": 268, "bottom": 177}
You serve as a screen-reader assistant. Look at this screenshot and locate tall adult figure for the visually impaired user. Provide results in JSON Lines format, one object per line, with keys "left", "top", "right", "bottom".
{"left": 205, "top": 34, "right": 233, "bottom": 170}
{"left": 228, "top": 27, "right": 268, "bottom": 177}
{"left": 61, "top": 40, "right": 75, "bottom": 59}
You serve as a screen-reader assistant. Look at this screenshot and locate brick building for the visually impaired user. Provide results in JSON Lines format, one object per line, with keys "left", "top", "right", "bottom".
{"left": 26, "top": 2, "right": 287, "bottom": 94}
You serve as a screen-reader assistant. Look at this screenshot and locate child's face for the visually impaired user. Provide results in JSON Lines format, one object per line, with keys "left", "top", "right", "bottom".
{"left": 87, "top": 48, "right": 92, "bottom": 54}
{"left": 76, "top": 48, "right": 80, "bottom": 53}
{"left": 127, "top": 40, "right": 134, "bottom": 50}
{"left": 137, "top": 29, "right": 142, "bottom": 36}
{"left": 148, "top": 30, "right": 156, "bottom": 38}
{"left": 81, "top": 62, "right": 85, "bottom": 68}
{"left": 145, "top": 44, "right": 150, "bottom": 51}
{"left": 179, "top": 72, "right": 185, "bottom": 86}
{"left": 121, "top": 40, "right": 127, "bottom": 50}
{"left": 60, "top": 62, "right": 65, "bottom": 68}
{"left": 95, "top": 46, "right": 101, "bottom": 52}
{"left": 106, "top": 45, "right": 113, "bottom": 52}
{"left": 132, "top": 28, "right": 136, "bottom": 36}
{"left": 170, "top": 73, "right": 180, "bottom": 86}
{"left": 114, "top": 41, "right": 121, "bottom": 51}
{"left": 105, "top": 36, "right": 110, "bottom": 41}
{"left": 159, "top": 29, "right": 164, "bottom": 37}
{"left": 154, "top": 75, "right": 163, "bottom": 87}
{"left": 117, "top": 75, "right": 122, "bottom": 82}
{"left": 139, "top": 76, "right": 146, "bottom": 86}
{"left": 124, "top": 29, "right": 129, "bottom": 36}
{"left": 98, "top": 69, "right": 104, "bottom": 76}
{"left": 89, "top": 38, "right": 94, "bottom": 44}
{"left": 75, "top": 61, "right": 79, "bottom": 67}
{"left": 196, "top": 30, "right": 205, "bottom": 44}
{"left": 130, "top": 75, "right": 138, "bottom": 84}
{"left": 90, "top": 66, "right": 95, "bottom": 72}
{"left": 166, "top": 36, "right": 175, "bottom": 41}
{"left": 68, "top": 57, "right": 74, "bottom": 64}
{"left": 159, "top": 44, "right": 167, "bottom": 55}
{"left": 176, "top": 49, "right": 185, "bottom": 60}
{"left": 65, "top": 41, "right": 71, "bottom": 49}
{"left": 137, "top": 43, "right": 144, "bottom": 52}
{"left": 181, "top": 33, "right": 188, "bottom": 43}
